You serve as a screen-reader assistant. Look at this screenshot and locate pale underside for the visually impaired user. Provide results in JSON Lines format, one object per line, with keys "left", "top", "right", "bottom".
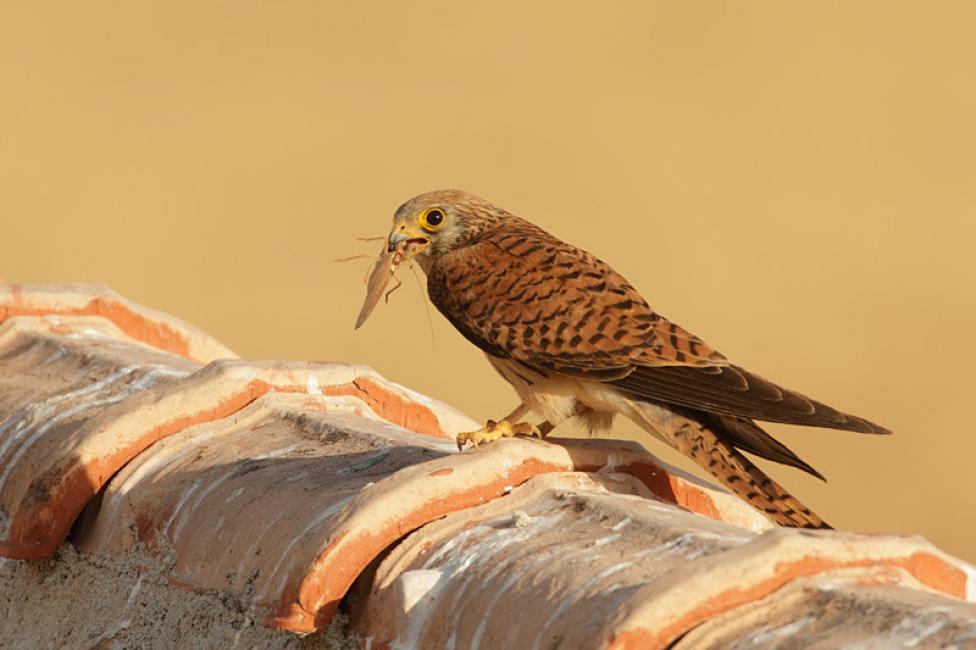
{"left": 485, "top": 353, "right": 677, "bottom": 447}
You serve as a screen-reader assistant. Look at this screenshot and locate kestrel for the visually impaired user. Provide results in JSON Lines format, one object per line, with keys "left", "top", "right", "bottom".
{"left": 364, "top": 189, "right": 890, "bottom": 529}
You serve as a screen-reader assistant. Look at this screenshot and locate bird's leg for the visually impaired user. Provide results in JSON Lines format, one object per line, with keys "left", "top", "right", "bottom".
{"left": 456, "top": 403, "right": 548, "bottom": 450}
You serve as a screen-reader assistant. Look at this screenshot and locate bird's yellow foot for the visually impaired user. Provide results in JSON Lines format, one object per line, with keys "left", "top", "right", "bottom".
{"left": 456, "top": 420, "right": 543, "bottom": 450}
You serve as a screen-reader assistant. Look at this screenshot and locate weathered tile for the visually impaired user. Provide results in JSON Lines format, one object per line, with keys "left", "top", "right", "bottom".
{"left": 675, "top": 565, "right": 976, "bottom": 649}
{"left": 0, "top": 283, "right": 236, "bottom": 362}
{"left": 0, "top": 316, "right": 198, "bottom": 558}
{"left": 580, "top": 443, "right": 774, "bottom": 533}
{"left": 6, "top": 283, "right": 976, "bottom": 650}
{"left": 356, "top": 466, "right": 976, "bottom": 649}
{"left": 8, "top": 286, "right": 971, "bottom": 649}
{"left": 606, "top": 529, "right": 975, "bottom": 648}
{"left": 129, "top": 358, "right": 475, "bottom": 442}
{"left": 77, "top": 399, "right": 769, "bottom": 636}
{"left": 77, "top": 392, "right": 461, "bottom": 633}
{"left": 0, "top": 316, "right": 475, "bottom": 560}
{"left": 355, "top": 471, "right": 759, "bottom": 649}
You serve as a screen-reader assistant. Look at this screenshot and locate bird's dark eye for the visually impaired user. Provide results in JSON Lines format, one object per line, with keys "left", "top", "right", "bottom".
{"left": 420, "top": 208, "right": 445, "bottom": 230}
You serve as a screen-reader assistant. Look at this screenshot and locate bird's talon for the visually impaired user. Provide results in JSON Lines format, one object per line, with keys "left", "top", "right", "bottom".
{"left": 456, "top": 420, "right": 545, "bottom": 450}
{"left": 456, "top": 420, "right": 516, "bottom": 450}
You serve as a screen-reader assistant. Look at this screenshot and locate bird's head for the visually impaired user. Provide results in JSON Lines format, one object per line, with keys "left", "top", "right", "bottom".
{"left": 386, "top": 189, "right": 509, "bottom": 272}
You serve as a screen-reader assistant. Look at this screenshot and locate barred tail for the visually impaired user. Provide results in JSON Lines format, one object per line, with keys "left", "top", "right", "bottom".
{"left": 631, "top": 401, "right": 831, "bottom": 529}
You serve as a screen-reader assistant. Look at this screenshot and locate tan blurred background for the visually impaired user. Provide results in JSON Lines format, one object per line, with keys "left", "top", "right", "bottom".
{"left": 2, "top": 2, "right": 974, "bottom": 560}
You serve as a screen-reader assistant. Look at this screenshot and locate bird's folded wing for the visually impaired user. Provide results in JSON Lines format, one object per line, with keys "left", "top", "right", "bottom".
{"left": 427, "top": 222, "right": 889, "bottom": 434}
{"left": 612, "top": 364, "right": 890, "bottom": 434}
{"left": 426, "top": 221, "right": 724, "bottom": 370}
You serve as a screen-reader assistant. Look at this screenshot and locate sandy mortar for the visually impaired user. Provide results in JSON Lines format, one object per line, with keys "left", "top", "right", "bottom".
{"left": 0, "top": 542, "right": 357, "bottom": 649}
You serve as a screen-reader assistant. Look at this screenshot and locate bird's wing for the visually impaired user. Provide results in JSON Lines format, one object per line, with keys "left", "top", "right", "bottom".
{"left": 426, "top": 219, "right": 724, "bottom": 377}
{"left": 427, "top": 220, "right": 889, "bottom": 434}
{"left": 615, "top": 364, "right": 890, "bottom": 433}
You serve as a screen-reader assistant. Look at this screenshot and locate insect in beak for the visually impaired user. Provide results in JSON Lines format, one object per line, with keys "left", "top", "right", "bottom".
{"left": 387, "top": 225, "right": 431, "bottom": 253}
{"left": 354, "top": 236, "right": 429, "bottom": 329}
{"left": 355, "top": 246, "right": 402, "bottom": 330}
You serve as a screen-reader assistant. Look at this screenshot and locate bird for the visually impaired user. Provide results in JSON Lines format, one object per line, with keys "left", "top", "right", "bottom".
{"left": 374, "top": 189, "right": 891, "bottom": 529}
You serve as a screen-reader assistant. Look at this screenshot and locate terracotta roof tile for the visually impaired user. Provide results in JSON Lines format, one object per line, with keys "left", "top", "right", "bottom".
{"left": 0, "top": 283, "right": 236, "bottom": 362}
{"left": 0, "top": 315, "right": 197, "bottom": 558}
{"left": 75, "top": 387, "right": 764, "bottom": 635}
{"left": 0, "top": 312, "right": 474, "bottom": 560}
{"left": 357, "top": 471, "right": 756, "bottom": 648}
{"left": 2, "top": 282, "right": 976, "bottom": 648}
{"left": 604, "top": 529, "right": 973, "bottom": 648}
{"left": 355, "top": 472, "right": 976, "bottom": 649}
{"left": 76, "top": 392, "right": 458, "bottom": 632}
{"left": 676, "top": 565, "right": 976, "bottom": 648}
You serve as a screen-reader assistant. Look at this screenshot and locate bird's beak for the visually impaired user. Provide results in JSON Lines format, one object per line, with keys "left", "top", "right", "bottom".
{"left": 387, "top": 224, "right": 431, "bottom": 256}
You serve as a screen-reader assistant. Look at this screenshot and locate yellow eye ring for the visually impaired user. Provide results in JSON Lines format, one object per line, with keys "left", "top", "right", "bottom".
{"left": 418, "top": 208, "right": 446, "bottom": 231}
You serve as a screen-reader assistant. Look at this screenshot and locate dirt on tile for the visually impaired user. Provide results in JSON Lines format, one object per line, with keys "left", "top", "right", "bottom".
{"left": 0, "top": 542, "right": 357, "bottom": 650}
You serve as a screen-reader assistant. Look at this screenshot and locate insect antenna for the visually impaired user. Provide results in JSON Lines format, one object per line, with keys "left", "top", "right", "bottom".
{"left": 334, "top": 254, "right": 379, "bottom": 263}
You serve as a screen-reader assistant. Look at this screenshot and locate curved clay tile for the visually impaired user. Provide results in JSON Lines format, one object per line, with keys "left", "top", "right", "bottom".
{"left": 76, "top": 390, "right": 768, "bottom": 635}
{"left": 356, "top": 472, "right": 976, "bottom": 649}
{"left": 0, "top": 283, "right": 236, "bottom": 362}
{"left": 0, "top": 315, "right": 474, "bottom": 560}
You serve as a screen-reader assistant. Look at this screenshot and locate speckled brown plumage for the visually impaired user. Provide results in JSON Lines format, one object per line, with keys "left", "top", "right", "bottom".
{"left": 427, "top": 217, "right": 724, "bottom": 375}
{"left": 378, "top": 189, "right": 892, "bottom": 529}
